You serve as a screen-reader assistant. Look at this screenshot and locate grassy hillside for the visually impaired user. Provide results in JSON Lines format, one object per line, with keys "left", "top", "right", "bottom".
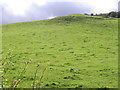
{"left": 2, "top": 14, "right": 118, "bottom": 88}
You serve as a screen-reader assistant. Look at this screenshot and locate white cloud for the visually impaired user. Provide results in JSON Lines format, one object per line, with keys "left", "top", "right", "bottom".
{"left": 85, "top": 0, "right": 119, "bottom": 13}
{"left": 48, "top": 16, "right": 57, "bottom": 19}
{"left": 73, "top": 0, "right": 118, "bottom": 13}
{"left": 0, "top": 0, "right": 47, "bottom": 15}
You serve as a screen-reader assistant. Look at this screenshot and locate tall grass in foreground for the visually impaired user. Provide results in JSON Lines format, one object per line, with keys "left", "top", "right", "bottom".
{"left": 1, "top": 50, "right": 48, "bottom": 88}
{"left": 32, "top": 63, "right": 48, "bottom": 88}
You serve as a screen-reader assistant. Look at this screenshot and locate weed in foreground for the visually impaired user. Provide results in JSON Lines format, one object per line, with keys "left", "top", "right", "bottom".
{"left": 31, "top": 62, "right": 49, "bottom": 88}
{"left": 1, "top": 51, "right": 49, "bottom": 88}
{"left": 9, "top": 62, "right": 29, "bottom": 88}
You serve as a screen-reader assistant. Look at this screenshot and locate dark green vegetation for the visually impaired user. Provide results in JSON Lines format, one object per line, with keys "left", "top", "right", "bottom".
{"left": 2, "top": 14, "right": 118, "bottom": 88}
{"left": 89, "top": 11, "right": 120, "bottom": 18}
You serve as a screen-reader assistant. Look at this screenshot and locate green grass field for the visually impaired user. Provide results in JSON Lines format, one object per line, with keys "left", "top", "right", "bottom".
{"left": 1, "top": 14, "right": 118, "bottom": 88}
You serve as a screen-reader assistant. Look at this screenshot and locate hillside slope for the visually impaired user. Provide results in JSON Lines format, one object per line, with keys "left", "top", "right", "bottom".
{"left": 2, "top": 14, "right": 118, "bottom": 88}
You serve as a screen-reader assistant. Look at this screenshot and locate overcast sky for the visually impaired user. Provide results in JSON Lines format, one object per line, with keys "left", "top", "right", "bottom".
{"left": 0, "top": 0, "right": 119, "bottom": 25}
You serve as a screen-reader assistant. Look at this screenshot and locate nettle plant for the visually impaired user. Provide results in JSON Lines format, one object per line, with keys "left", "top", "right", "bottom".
{"left": 1, "top": 49, "right": 31, "bottom": 88}
{"left": 1, "top": 49, "right": 48, "bottom": 88}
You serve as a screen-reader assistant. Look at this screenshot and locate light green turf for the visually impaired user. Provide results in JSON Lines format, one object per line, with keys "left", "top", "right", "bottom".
{"left": 2, "top": 14, "right": 118, "bottom": 88}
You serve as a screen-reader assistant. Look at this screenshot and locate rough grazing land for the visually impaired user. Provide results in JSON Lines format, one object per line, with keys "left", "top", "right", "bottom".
{"left": 2, "top": 14, "right": 118, "bottom": 88}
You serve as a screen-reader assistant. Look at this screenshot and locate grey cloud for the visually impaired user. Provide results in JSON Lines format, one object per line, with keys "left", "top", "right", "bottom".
{"left": 1, "top": 2, "right": 93, "bottom": 25}
{"left": 119, "top": 1, "right": 120, "bottom": 11}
